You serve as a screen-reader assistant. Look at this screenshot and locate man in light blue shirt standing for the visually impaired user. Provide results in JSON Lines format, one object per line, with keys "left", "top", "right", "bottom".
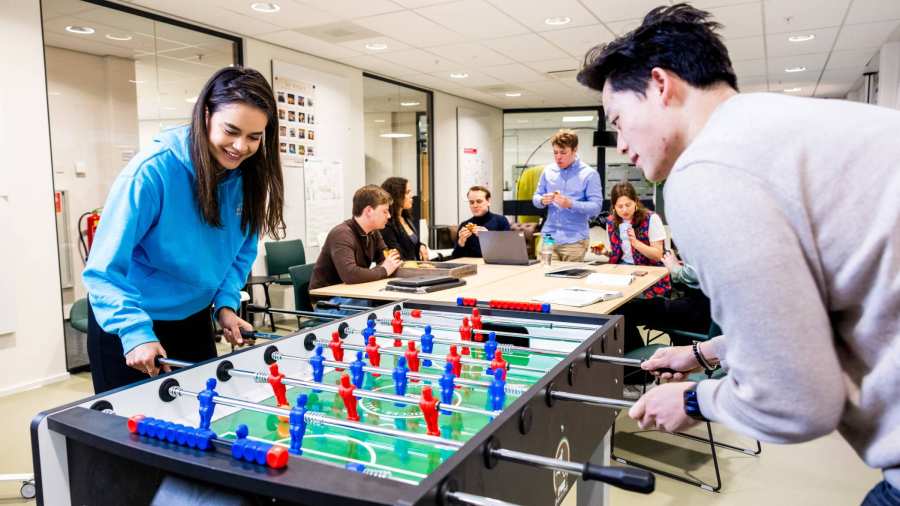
{"left": 532, "top": 129, "right": 603, "bottom": 261}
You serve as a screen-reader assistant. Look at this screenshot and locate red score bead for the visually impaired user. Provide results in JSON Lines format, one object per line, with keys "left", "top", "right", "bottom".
{"left": 266, "top": 445, "right": 289, "bottom": 469}
{"left": 127, "top": 414, "right": 145, "bottom": 434}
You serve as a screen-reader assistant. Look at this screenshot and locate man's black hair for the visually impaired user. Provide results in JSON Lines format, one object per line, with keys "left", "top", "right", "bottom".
{"left": 577, "top": 3, "right": 738, "bottom": 95}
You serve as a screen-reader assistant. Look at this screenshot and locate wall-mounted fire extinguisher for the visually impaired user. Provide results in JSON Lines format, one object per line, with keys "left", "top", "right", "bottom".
{"left": 78, "top": 208, "right": 102, "bottom": 263}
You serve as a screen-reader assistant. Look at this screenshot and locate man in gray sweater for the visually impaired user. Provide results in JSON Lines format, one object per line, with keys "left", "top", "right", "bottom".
{"left": 577, "top": 4, "right": 899, "bottom": 503}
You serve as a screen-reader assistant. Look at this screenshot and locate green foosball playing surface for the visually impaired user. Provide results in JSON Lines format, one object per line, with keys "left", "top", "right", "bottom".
{"left": 210, "top": 345, "right": 564, "bottom": 484}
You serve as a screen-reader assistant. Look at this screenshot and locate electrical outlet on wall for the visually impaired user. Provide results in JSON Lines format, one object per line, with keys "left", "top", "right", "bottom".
{"left": 75, "top": 161, "right": 87, "bottom": 176}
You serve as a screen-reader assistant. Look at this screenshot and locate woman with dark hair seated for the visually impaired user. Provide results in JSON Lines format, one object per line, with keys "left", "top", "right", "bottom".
{"left": 380, "top": 176, "right": 428, "bottom": 261}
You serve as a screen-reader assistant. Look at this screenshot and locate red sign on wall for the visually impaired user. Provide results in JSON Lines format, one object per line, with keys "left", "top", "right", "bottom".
{"left": 463, "top": 148, "right": 478, "bottom": 154}
{"left": 54, "top": 191, "right": 62, "bottom": 214}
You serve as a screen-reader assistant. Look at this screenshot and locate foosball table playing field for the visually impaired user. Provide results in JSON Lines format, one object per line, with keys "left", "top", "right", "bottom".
{"left": 32, "top": 298, "right": 654, "bottom": 506}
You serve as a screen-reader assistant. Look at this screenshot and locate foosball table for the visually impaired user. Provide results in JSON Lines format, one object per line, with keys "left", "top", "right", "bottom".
{"left": 31, "top": 299, "right": 653, "bottom": 505}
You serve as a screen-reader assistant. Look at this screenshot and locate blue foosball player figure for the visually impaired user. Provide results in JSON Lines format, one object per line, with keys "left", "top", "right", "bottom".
{"left": 350, "top": 351, "right": 366, "bottom": 388}
{"left": 483, "top": 332, "right": 498, "bottom": 368}
{"left": 289, "top": 393, "right": 309, "bottom": 455}
{"left": 439, "top": 363, "right": 455, "bottom": 415}
{"left": 487, "top": 368, "right": 506, "bottom": 411}
{"left": 198, "top": 378, "right": 218, "bottom": 430}
{"left": 393, "top": 357, "right": 409, "bottom": 406}
{"left": 421, "top": 325, "right": 434, "bottom": 367}
{"left": 310, "top": 345, "right": 326, "bottom": 383}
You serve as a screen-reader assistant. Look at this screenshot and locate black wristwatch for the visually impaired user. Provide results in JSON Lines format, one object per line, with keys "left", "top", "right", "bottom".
{"left": 683, "top": 384, "right": 708, "bottom": 421}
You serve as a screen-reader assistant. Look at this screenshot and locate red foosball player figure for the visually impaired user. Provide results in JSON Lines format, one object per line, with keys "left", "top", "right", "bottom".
{"left": 459, "top": 317, "right": 472, "bottom": 355}
{"left": 419, "top": 386, "right": 440, "bottom": 436}
{"left": 268, "top": 363, "right": 290, "bottom": 422}
{"left": 490, "top": 350, "right": 508, "bottom": 381}
{"left": 471, "top": 308, "right": 484, "bottom": 340}
{"left": 391, "top": 310, "right": 403, "bottom": 347}
{"left": 328, "top": 331, "right": 344, "bottom": 371}
{"left": 405, "top": 340, "right": 420, "bottom": 381}
{"left": 365, "top": 336, "right": 381, "bottom": 376}
{"left": 446, "top": 344, "right": 462, "bottom": 377}
{"left": 338, "top": 373, "right": 360, "bottom": 421}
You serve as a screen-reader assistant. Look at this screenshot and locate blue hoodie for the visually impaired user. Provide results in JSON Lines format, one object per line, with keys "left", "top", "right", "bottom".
{"left": 83, "top": 125, "right": 258, "bottom": 355}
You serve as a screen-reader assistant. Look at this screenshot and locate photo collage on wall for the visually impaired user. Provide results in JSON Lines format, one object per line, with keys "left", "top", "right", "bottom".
{"left": 274, "top": 76, "right": 316, "bottom": 166}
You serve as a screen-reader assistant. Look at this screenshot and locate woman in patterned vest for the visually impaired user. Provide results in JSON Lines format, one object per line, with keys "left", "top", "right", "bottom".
{"left": 606, "top": 182, "right": 671, "bottom": 298}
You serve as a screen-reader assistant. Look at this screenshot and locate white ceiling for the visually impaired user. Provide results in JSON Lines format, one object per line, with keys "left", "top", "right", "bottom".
{"left": 43, "top": 0, "right": 900, "bottom": 109}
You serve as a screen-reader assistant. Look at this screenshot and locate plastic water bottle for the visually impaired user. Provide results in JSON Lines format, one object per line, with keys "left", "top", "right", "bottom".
{"left": 541, "top": 234, "right": 554, "bottom": 266}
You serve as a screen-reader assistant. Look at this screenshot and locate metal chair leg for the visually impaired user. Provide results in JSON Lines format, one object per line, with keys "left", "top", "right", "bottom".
{"left": 262, "top": 283, "right": 275, "bottom": 331}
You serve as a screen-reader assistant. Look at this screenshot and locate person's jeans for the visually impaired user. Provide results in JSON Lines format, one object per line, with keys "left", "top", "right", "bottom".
{"left": 862, "top": 480, "right": 900, "bottom": 506}
{"left": 318, "top": 297, "right": 378, "bottom": 316}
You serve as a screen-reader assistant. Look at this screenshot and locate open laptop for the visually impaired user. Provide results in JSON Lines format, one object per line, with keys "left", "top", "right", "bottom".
{"left": 479, "top": 230, "right": 540, "bottom": 266}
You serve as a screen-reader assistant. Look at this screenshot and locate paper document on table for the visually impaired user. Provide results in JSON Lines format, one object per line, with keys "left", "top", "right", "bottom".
{"left": 533, "top": 287, "right": 622, "bottom": 307}
{"left": 586, "top": 273, "right": 634, "bottom": 286}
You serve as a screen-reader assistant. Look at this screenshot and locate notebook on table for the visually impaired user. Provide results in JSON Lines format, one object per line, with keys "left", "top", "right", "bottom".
{"left": 385, "top": 275, "right": 467, "bottom": 293}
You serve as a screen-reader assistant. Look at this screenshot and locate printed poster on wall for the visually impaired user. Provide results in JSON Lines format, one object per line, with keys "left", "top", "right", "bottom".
{"left": 304, "top": 158, "right": 344, "bottom": 247}
{"left": 273, "top": 76, "right": 317, "bottom": 167}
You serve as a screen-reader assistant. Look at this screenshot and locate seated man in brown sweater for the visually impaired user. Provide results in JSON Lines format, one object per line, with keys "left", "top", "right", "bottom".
{"left": 309, "top": 185, "right": 403, "bottom": 290}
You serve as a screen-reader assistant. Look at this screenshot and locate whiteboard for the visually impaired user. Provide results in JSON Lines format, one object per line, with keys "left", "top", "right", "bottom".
{"left": 271, "top": 60, "right": 351, "bottom": 259}
{"left": 456, "top": 107, "right": 495, "bottom": 223}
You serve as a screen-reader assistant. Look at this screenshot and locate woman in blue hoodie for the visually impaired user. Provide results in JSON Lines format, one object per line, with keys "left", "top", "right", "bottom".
{"left": 83, "top": 67, "right": 285, "bottom": 392}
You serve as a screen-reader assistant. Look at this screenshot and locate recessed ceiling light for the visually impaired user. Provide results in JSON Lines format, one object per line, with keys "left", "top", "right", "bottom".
{"left": 374, "top": 119, "right": 386, "bottom": 123}
{"left": 106, "top": 33, "right": 133, "bottom": 41}
{"left": 129, "top": 79, "right": 145, "bottom": 84}
{"left": 783, "top": 87, "right": 802, "bottom": 93}
{"left": 251, "top": 2, "right": 280, "bottom": 13}
{"left": 505, "top": 92, "right": 522, "bottom": 97}
{"left": 365, "top": 42, "right": 388, "bottom": 51}
{"left": 65, "top": 25, "right": 95, "bottom": 35}
{"left": 186, "top": 96, "right": 198, "bottom": 103}
{"left": 784, "top": 66, "right": 807, "bottom": 73}
{"left": 400, "top": 101, "right": 420, "bottom": 107}
{"left": 380, "top": 133, "right": 412, "bottom": 138}
{"left": 562, "top": 115, "right": 594, "bottom": 122}
{"left": 450, "top": 72, "right": 469, "bottom": 79}
{"left": 788, "top": 34, "right": 815, "bottom": 43}
{"left": 544, "top": 16, "right": 571, "bottom": 26}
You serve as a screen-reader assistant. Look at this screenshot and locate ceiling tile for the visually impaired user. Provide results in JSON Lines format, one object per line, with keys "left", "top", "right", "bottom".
{"left": 392, "top": 0, "right": 457, "bottom": 7}
{"left": 300, "top": 0, "right": 404, "bottom": 19}
{"left": 130, "top": 0, "right": 283, "bottom": 35}
{"left": 398, "top": 73, "right": 468, "bottom": 93}
{"left": 482, "top": 33, "right": 570, "bottom": 62}
{"left": 813, "top": 82, "right": 854, "bottom": 97}
{"left": 845, "top": 0, "right": 900, "bottom": 25}
{"left": 825, "top": 48, "right": 879, "bottom": 71}
{"left": 426, "top": 42, "right": 514, "bottom": 66}
{"left": 378, "top": 48, "right": 461, "bottom": 73}
{"left": 732, "top": 58, "right": 767, "bottom": 76}
{"left": 706, "top": 2, "right": 763, "bottom": 39}
{"left": 605, "top": 18, "right": 642, "bottom": 36}
{"left": 426, "top": 69, "right": 502, "bottom": 87}
{"left": 525, "top": 57, "right": 581, "bottom": 73}
{"left": 256, "top": 30, "right": 362, "bottom": 60}
{"left": 338, "top": 54, "right": 420, "bottom": 77}
{"left": 765, "top": 26, "right": 840, "bottom": 58}
{"left": 539, "top": 24, "right": 616, "bottom": 59}
{"left": 740, "top": 82, "right": 771, "bottom": 93}
{"left": 724, "top": 36, "right": 765, "bottom": 61}
{"left": 336, "top": 36, "right": 411, "bottom": 54}
{"left": 354, "top": 10, "right": 465, "bottom": 47}
{"left": 834, "top": 20, "right": 900, "bottom": 51}
{"left": 415, "top": 0, "right": 529, "bottom": 39}
{"left": 580, "top": 0, "right": 668, "bottom": 23}
{"left": 765, "top": 0, "right": 851, "bottom": 33}
{"left": 486, "top": 0, "right": 599, "bottom": 32}
{"left": 766, "top": 52, "right": 829, "bottom": 75}
{"left": 212, "top": 0, "right": 338, "bottom": 29}
{"left": 480, "top": 62, "right": 545, "bottom": 82}
{"left": 41, "top": 0, "right": 96, "bottom": 19}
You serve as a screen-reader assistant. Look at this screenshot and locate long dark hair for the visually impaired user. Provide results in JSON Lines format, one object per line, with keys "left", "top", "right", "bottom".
{"left": 610, "top": 182, "right": 649, "bottom": 228}
{"left": 190, "top": 66, "right": 285, "bottom": 239}
{"left": 381, "top": 176, "right": 411, "bottom": 224}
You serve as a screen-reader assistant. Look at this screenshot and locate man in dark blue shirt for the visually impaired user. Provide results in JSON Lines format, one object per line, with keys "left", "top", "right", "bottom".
{"left": 452, "top": 186, "right": 510, "bottom": 258}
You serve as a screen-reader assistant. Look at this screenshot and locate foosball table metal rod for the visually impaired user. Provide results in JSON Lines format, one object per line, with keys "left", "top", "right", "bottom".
{"left": 167, "top": 385, "right": 463, "bottom": 449}
{"left": 272, "top": 351, "right": 529, "bottom": 395}
{"left": 350, "top": 326, "right": 570, "bottom": 358}
{"left": 374, "top": 319, "right": 584, "bottom": 344}
{"left": 588, "top": 353, "right": 676, "bottom": 374}
{"left": 395, "top": 307, "right": 596, "bottom": 331}
{"left": 443, "top": 490, "right": 523, "bottom": 506}
{"left": 546, "top": 389, "right": 634, "bottom": 410}
{"left": 223, "top": 366, "right": 500, "bottom": 418}
{"left": 246, "top": 304, "right": 344, "bottom": 320}
{"left": 314, "top": 338, "right": 548, "bottom": 375}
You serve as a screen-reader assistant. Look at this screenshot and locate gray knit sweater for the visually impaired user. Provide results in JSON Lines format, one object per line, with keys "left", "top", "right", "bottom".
{"left": 665, "top": 93, "right": 900, "bottom": 487}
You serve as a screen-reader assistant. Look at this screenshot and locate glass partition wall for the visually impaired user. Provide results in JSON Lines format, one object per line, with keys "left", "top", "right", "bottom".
{"left": 362, "top": 75, "right": 433, "bottom": 239}
{"left": 42, "top": 0, "right": 240, "bottom": 370}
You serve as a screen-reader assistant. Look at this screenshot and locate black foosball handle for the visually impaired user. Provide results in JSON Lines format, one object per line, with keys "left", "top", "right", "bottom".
{"left": 582, "top": 464, "right": 655, "bottom": 494}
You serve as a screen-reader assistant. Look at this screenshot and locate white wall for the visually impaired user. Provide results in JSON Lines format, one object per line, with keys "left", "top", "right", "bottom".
{"left": 45, "top": 47, "right": 140, "bottom": 304}
{"left": 433, "top": 92, "right": 503, "bottom": 226}
{"left": 0, "top": 0, "right": 69, "bottom": 395}
{"left": 878, "top": 41, "right": 900, "bottom": 110}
